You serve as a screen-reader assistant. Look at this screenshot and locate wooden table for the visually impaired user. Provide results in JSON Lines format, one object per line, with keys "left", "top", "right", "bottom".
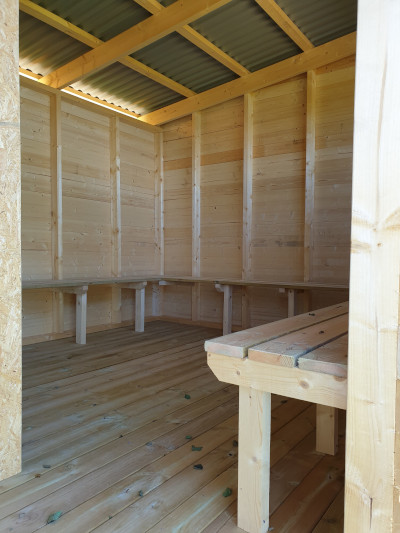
{"left": 205, "top": 302, "right": 348, "bottom": 533}
{"left": 22, "top": 277, "right": 156, "bottom": 344}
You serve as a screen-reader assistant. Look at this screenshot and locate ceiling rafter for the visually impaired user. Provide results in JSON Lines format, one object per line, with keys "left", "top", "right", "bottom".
{"left": 19, "top": 0, "right": 195, "bottom": 98}
{"left": 134, "top": 0, "right": 249, "bottom": 77}
{"left": 38, "top": 0, "right": 233, "bottom": 90}
{"left": 254, "top": 0, "right": 314, "bottom": 51}
{"left": 139, "top": 32, "right": 356, "bottom": 125}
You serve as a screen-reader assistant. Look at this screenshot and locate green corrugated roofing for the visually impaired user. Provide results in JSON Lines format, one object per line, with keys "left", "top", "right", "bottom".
{"left": 19, "top": 0, "right": 357, "bottom": 117}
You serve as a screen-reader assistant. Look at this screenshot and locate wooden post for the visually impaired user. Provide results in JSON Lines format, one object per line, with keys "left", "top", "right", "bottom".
{"left": 242, "top": 93, "right": 253, "bottom": 329}
{"left": 50, "top": 92, "right": 64, "bottom": 333}
{"left": 237, "top": 386, "right": 271, "bottom": 533}
{"left": 316, "top": 404, "right": 338, "bottom": 456}
{"left": 287, "top": 288, "right": 296, "bottom": 317}
{"left": 215, "top": 283, "right": 233, "bottom": 335}
{"left": 345, "top": 1, "right": 400, "bottom": 530}
{"left": 0, "top": 0, "right": 22, "bottom": 481}
{"left": 154, "top": 131, "right": 164, "bottom": 317}
{"left": 110, "top": 115, "right": 122, "bottom": 325}
{"left": 192, "top": 112, "right": 201, "bottom": 322}
{"left": 135, "top": 287, "right": 145, "bottom": 332}
{"left": 304, "top": 70, "right": 316, "bottom": 283}
{"left": 63, "top": 286, "right": 88, "bottom": 344}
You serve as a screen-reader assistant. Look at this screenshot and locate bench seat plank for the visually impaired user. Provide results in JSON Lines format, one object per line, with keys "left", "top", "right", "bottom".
{"left": 204, "top": 302, "right": 348, "bottom": 358}
{"left": 298, "top": 334, "right": 348, "bottom": 378}
{"left": 248, "top": 314, "right": 348, "bottom": 368}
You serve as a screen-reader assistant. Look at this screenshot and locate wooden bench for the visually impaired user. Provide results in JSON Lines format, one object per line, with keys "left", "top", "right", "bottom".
{"left": 22, "top": 277, "right": 154, "bottom": 344}
{"left": 205, "top": 302, "right": 348, "bottom": 533}
{"left": 162, "top": 276, "right": 349, "bottom": 334}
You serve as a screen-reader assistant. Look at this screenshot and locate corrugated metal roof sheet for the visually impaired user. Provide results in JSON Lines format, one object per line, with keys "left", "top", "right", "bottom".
{"left": 19, "top": 0, "right": 357, "bottom": 117}
{"left": 31, "top": 0, "right": 151, "bottom": 40}
{"left": 19, "top": 12, "right": 89, "bottom": 76}
{"left": 191, "top": 0, "right": 301, "bottom": 72}
{"left": 276, "top": 0, "right": 357, "bottom": 46}
{"left": 74, "top": 63, "right": 183, "bottom": 115}
{"left": 131, "top": 32, "right": 237, "bottom": 93}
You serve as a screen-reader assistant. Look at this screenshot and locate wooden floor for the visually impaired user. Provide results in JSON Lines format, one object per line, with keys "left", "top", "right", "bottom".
{"left": 0, "top": 321, "right": 345, "bottom": 532}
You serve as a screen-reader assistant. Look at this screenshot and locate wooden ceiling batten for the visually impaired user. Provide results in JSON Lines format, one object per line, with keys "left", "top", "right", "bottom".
{"left": 140, "top": 31, "right": 356, "bottom": 125}
{"left": 38, "top": 0, "right": 234, "bottom": 90}
{"left": 19, "top": 0, "right": 195, "bottom": 97}
{"left": 134, "top": 0, "right": 250, "bottom": 76}
{"left": 254, "top": 0, "right": 314, "bottom": 51}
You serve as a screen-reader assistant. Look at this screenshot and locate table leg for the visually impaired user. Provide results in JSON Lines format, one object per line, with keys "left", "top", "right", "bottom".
{"left": 316, "top": 404, "right": 338, "bottom": 455}
{"left": 76, "top": 290, "right": 87, "bottom": 345}
{"left": 238, "top": 386, "right": 271, "bottom": 533}
{"left": 135, "top": 287, "right": 145, "bottom": 332}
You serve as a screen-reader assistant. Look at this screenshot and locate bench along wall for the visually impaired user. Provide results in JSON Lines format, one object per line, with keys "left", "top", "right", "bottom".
{"left": 21, "top": 80, "right": 161, "bottom": 343}
{"left": 162, "top": 58, "right": 354, "bottom": 328}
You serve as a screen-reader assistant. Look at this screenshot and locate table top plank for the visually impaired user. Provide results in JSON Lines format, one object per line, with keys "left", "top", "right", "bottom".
{"left": 204, "top": 302, "right": 349, "bottom": 359}
{"left": 248, "top": 314, "right": 348, "bottom": 368}
{"left": 298, "top": 334, "right": 348, "bottom": 378}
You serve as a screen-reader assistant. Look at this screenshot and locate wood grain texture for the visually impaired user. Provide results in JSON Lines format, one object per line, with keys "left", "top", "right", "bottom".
{"left": 0, "top": 0, "right": 21, "bottom": 481}
{"left": 345, "top": 1, "right": 400, "bottom": 530}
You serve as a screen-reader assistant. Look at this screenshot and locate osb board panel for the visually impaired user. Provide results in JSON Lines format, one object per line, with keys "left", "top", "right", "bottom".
{"left": 0, "top": 0, "right": 21, "bottom": 480}
{"left": 20, "top": 86, "right": 52, "bottom": 280}
{"left": 120, "top": 121, "right": 157, "bottom": 276}
{"left": 313, "top": 66, "right": 355, "bottom": 283}
{"left": 62, "top": 100, "right": 112, "bottom": 278}
{"left": 200, "top": 98, "right": 243, "bottom": 278}
{"left": 163, "top": 116, "right": 192, "bottom": 276}
{"left": 252, "top": 78, "right": 306, "bottom": 281}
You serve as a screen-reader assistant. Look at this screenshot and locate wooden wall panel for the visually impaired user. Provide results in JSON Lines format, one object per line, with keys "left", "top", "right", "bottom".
{"left": 120, "top": 120, "right": 157, "bottom": 276}
{"left": 20, "top": 86, "right": 54, "bottom": 337}
{"left": 313, "top": 64, "right": 355, "bottom": 283}
{"left": 252, "top": 78, "right": 306, "bottom": 282}
{"left": 163, "top": 116, "right": 193, "bottom": 276}
{"left": 201, "top": 98, "right": 243, "bottom": 279}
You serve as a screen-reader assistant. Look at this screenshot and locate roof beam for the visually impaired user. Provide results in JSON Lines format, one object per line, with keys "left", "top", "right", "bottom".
{"left": 134, "top": 0, "right": 249, "bottom": 76}
{"left": 140, "top": 32, "right": 356, "bottom": 125}
{"left": 255, "top": 0, "right": 314, "bottom": 51}
{"left": 38, "top": 0, "right": 233, "bottom": 90}
{"left": 20, "top": 0, "right": 195, "bottom": 97}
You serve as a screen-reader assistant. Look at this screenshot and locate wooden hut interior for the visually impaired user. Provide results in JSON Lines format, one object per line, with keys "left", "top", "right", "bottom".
{"left": 1, "top": 0, "right": 399, "bottom": 531}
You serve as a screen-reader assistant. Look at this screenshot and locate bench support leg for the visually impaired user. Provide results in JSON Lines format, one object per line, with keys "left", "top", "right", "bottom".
{"left": 76, "top": 291, "right": 87, "bottom": 345}
{"left": 287, "top": 288, "right": 296, "bottom": 317}
{"left": 316, "top": 404, "right": 338, "bottom": 455}
{"left": 135, "top": 287, "right": 145, "bottom": 332}
{"left": 238, "top": 386, "right": 271, "bottom": 533}
{"left": 215, "top": 283, "right": 233, "bottom": 335}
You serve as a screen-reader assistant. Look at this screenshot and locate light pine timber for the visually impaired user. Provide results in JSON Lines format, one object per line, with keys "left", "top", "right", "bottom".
{"left": 39, "top": 0, "right": 234, "bottom": 89}
{"left": 242, "top": 94, "right": 253, "bottom": 329}
{"left": 140, "top": 32, "right": 356, "bottom": 125}
{"left": 205, "top": 301, "right": 348, "bottom": 358}
{"left": 192, "top": 111, "right": 201, "bottom": 323}
{"left": 304, "top": 70, "right": 316, "bottom": 283}
{"left": 110, "top": 115, "right": 122, "bottom": 325}
{"left": 344, "top": 0, "right": 400, "bottom": 530}
{"left": 50, "top": 92, "right": 64, "bottom": 333}
{"left": 254, "top": 0, "right": 314, "bottom": 51}
{"left": 134, "top": 0, "right": 249, "bottom": 76}
{"left": 0, "top": 0, "right": 22, "bottom": 482}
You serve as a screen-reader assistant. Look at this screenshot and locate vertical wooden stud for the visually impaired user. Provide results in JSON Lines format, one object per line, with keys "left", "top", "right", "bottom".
{"left": 242, "top": 94, "right": 253, "bottom": 329}
{"left": 192, "top": 112, "right": 201, "bottom": 322}
{"left": 0, "top": 0, "right": 22, "bottom": 481}
{"left": 50, "top": 92, "right": 64, "bottom": 332}
{"left": 345, "top": 1, "right": 400, "bottom": 530}
{"left": 110, "top": 116, "right": 122, "bottom": 325}
{"left": 154, "top": 132, "right": 164, "bottom": 317}
{"left": 304, "top": 70, "right": 316, "bottom": 284}
{"left": 237, "top": 386, "right": 271, "bottom": 533}
{"left": 316, "top": 405, "right": 338, "bottom": 455}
